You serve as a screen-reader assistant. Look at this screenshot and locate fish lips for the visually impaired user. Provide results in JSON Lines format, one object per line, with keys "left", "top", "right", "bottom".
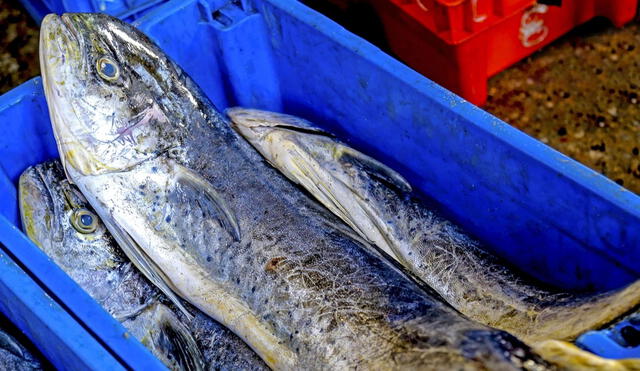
{"left": 40, "top": 14, "right": 83, "bottom": 74}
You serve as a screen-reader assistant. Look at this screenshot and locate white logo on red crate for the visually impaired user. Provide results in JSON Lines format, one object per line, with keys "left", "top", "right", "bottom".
{"left": 416, "top": 0, "right": 428, "bottom": 12}
{"left": 471, "top": 0, "right": 487, "bottom": 22}
{"left": 415, "top": 0, "right": 488, "bottom": 23}
{"left": 519, "top": 4, "right": 549, "bottom": 47}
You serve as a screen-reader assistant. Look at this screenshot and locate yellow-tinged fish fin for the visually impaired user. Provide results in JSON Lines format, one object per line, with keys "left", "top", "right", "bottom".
{"left": 534, "top": 340, "right": 640, "bottom": 371}
{"left": 335, "top": 144, "right": 412, "bottom": 194}
{"left": 172, "top": 165, "right": 241, "bottom": 241}
{"left": 137, "top": 303, "right": 205, "bottom": 371}
{"left": 98, "top": 211, "right": 194, "bottom": 320}
{"left": 290, "top": 148, "right": 404, "bottom": 263}
{"left": 227, "top": 107, "right": 333, "bottom": 136}
{"left": 290, "top": 153, "right": 353, "bottom": 221}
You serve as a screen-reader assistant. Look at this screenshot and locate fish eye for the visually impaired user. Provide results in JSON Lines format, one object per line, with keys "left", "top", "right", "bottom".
{"left": 71, "top": 209, "right": 98, "bottom": 234}
{"left": 96, "top": 57, "right": 119, "bottom": 81}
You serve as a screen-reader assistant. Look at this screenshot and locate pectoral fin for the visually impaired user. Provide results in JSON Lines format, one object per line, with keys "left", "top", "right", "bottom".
{"left": 126, "top": 303, "right": 205, "bottom": 371}
{"left": 171, "top": 165, "right": 241, "bottom": 242}
{"left": 0, "top": 332, "right": 25, "bottom": 360}
{"left": 98, "top": 211, "right": 193, "bottom": 320}
{"left": 336, "top": 145, "right": 412, "bottom": 194}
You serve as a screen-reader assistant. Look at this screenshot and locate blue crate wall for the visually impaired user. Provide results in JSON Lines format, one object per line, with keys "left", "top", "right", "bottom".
{"left": 19, "top": 0, "right": 169, "bottom": 23}
{"left": 138, "top": 0, "right": 640, "bottom": 292}
{"left": 3, "top": 0, "right": 640, "bottom": 364}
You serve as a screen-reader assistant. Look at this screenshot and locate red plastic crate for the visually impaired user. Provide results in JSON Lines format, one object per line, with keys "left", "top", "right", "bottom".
{"left": 372, "top": 0, "right": 638, "bottom": 105}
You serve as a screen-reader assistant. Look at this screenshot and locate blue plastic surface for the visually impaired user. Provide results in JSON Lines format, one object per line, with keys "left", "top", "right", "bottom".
{"left": 0, "top": 237, "right": 123, "bottom": 370}
{"left": 3, "top": 0, "right": 640, "bottom": 364}
{"left": 0, "top": 79, "right": 166, "bottom": 370}
{"left": 138, "top": 0, "right": 640, "bottom": 293}
{"left": 576, "top": 309, "right": 640, "bottom": 359}
{"left": 19, "top": 0, "right": 168, "bottom": 23}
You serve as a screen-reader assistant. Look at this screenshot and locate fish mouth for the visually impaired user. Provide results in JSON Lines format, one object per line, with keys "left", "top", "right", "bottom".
{"left": 40, "top": 14, "right": 72, "bottom": 179}
{"left": 40, "top": 14, "right": 81, "bottom": 74}
{"left": 40, "top": 14, "right": 91, "bottom": 179}
{"left": 19, "top": 163, "right": 64, "bottom": 247}
{"left": 227, "top": 107, "right": 333, "bottom": 140}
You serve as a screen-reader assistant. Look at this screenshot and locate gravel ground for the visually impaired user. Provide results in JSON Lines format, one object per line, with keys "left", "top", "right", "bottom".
{"left": 485, "top": 18, "right": 640, "bottom": 195}
{"left": 1, "top": 1, "right": 639, "bottom": 193}
{"left": 0, "top": 0, "right": 39, "bottom": 95}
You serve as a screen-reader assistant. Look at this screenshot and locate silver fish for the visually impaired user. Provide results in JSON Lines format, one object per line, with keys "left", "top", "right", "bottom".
{"left": 40, "top": 12, "right": 552, "bottom": 370}
{"left": 227, "top": 107, "right": 640, "bottom": 345}
{"left": 19, "top": 161, "right": 266, "bottom": 371}
{"left": 0, "top": 322, "right": 43, "bottom": 371}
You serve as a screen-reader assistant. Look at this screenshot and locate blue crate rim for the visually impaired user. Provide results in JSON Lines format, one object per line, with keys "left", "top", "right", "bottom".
{"left": 259, "top": 0, "right": 640, "bottom": 216}
{"left": 0, "top": 77, "right": 166, "bottom": 370}
{"left": 0, "top": 224, "right": 125, "bottom": 370}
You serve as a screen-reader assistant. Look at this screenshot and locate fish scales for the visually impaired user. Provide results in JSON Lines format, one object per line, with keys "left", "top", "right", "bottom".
{"left": 228, "top": 108, "right": 640, "bottom": 346}
{"left": 0, "top": 323, "right": 44, "bottom": 371}
{"left": 19, "top": 161, "right": 267, "bottom": 371}
{"left": 40, "top": 13, "right": 550, "bottom": 370}
{"left": 75, "top": 89, "right": 542, "bottom": 370}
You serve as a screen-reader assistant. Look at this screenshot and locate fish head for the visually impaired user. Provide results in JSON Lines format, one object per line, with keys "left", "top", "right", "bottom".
{"left": 227, "top": 107, "right": 332, "bottom": 139}
{"left": 227, "top": 107, "right": 337, "bottom": 164}
{"left": 19, "top": 161, "right": 113, "bottom": 259}
{"left": 228, "top": 108, "right": 413, "bottom": 261}
{"left": 226, "top": 107, "right": 286, "bottom": 144}
{"left": 40, "top": 13, "right": 183, "bottom": 179}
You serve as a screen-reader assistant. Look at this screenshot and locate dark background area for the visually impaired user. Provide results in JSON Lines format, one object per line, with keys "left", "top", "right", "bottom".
{"left": 0, "top": 0, "right": 39, "bottom": 95}
{"left": 1, "top": 0, "right": 639, "bottom": 194}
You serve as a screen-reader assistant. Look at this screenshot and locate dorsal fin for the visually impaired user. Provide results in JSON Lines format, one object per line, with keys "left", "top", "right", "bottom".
{"left": 97, "top": 212, "right": 193, "bottom": 320}
{"left": 337, "top": 145, "right": 412, "bottom": 194}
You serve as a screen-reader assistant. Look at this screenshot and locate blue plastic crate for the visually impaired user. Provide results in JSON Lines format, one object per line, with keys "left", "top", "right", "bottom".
{"left": 0, "top": 238, "right": 123, "bottom": 370}
{"left": 0, "top": 80, "right": 166, "bottom": 370}
{"left": 135, "top": 0, "right": 640, "bottom": 293}
{"left": 3, "top": 0, "right": 640, "bottom": 364}
{"left": 19, "top": 0, "right": 168, "bottom": 23}
{"left": 576, "top": 314, "right": 640, "bottom": 359}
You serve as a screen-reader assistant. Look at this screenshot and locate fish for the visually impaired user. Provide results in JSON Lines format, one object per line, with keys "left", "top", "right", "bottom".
{"left": 40, "top": 12, "right": 553, "bottom": 370}
{"left": 227, "top": 107, "right": 640, "bottom": 345}
{"left": 19, "top": 160, "right": 267, "bottom": 371}
{"left": 533, "top": 340, "right": 640, "bottom": 371}
{"left": 0, "top": 322, "right": 44, "bottom": 371}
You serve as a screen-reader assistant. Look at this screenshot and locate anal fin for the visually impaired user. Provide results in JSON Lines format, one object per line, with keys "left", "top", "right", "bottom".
{"left": 99, "top": 212, "right": 193, "bottom": 320}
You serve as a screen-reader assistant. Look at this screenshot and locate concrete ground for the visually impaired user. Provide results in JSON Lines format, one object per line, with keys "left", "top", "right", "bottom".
{"left": 485, "top": 18, "right": 640, "bottom": 194}
{"left": 0, "top": 0, "right": 39, "bottom": 95}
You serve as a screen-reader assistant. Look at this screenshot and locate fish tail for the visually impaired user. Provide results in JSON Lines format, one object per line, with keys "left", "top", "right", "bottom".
{"left": 533, "top": 280, "right": 640, "bottom": 343}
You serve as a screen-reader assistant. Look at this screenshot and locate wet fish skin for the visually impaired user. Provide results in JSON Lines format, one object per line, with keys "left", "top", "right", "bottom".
{"left": 187, "top": 312, "right": 269, "bottom": 371}
{"left": 227, "top": 107, "right": 640, "bottom": 345}
{"left": 0, "top": 325, "right": 43, "bottom": 371}
{"left": 40, "top": 13, "right": 551, "bottom": 370}
{"left": 19, "top": 161, "right": 266, "bottom": 371}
